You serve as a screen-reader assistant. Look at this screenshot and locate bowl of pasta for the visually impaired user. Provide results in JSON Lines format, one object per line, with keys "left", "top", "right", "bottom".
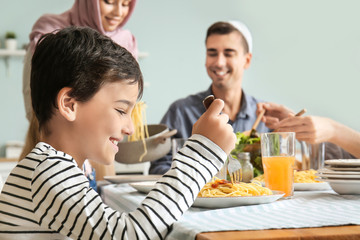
{"left": 115, "top": 102, "right": 177, "bottom": 164}
{"left": 115, "top": 124, "right": 177, "bottom": 164}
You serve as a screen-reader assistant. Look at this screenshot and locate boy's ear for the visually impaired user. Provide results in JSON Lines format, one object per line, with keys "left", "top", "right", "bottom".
{"left": 57, "top": 87, "right": 77, "bottom": 121}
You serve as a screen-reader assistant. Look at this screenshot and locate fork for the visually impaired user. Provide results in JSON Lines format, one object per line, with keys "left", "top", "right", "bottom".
{"left": 228, "top": 155, "right": 242, "bottom": 184}
{"left": 202, "top": 95, "right": 242, "bottom": 184}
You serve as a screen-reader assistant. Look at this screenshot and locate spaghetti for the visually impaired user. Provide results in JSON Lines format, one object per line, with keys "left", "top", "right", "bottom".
{"left": 128, "top": 101, "right": 149, "bottom": 162}
{"left": 253, "top": 169, "right": 322, "bottom": 183}
{"left": 198, "top": 178, "right": 273, "bottom": 197}
{"left": 294, "top": 169, "right": 322, "bottom": 183}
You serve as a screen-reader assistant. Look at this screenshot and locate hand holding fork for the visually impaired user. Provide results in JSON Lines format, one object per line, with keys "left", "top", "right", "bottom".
{"left": 202, "top": 95, "right": 240, "bottom": 184}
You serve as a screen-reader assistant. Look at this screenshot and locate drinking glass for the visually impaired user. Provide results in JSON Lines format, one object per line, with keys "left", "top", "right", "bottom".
{"left": 260, "top": 132, "right": 295, "bottom": 198}
{"left": 300, "top": 142, "right": 325, "bottom": 170}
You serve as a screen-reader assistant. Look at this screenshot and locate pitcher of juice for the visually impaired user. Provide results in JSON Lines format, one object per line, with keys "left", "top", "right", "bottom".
{"left": 260, "top": 132, "right": 295, "bottom": 198}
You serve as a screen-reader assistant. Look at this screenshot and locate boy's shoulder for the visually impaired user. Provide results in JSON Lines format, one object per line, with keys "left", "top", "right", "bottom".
{"left": 22, "top": 142, "right": 78, "bottom": 169}
{"left": 19, "top": 142, "right": 85, "bottom": 188}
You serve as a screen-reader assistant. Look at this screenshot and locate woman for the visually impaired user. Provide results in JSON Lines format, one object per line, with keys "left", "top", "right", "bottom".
{"left": 23, "top": 0, "right": 138, "bottom": 121}
{"left": 20, "top": 0, "right": 138, "bottom": 183}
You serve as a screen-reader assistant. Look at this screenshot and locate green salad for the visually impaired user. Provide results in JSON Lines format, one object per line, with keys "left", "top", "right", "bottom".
{"left": 231, "top": 132, "right": 263, "bottom": 177}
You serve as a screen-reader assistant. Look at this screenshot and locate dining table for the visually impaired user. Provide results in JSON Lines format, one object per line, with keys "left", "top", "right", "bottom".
{"left": 100, "top": 182, "right": 360, "bottom": 240}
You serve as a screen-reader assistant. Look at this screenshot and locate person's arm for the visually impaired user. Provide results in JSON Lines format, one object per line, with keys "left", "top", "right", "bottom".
{"left": 34, "top": 99, "right": 235, "bottom": 239}
{"left": 33, "top": 138, "right": 227, "bottom": 239}
{"left": 276, "top": 116, "right": 360, "bottom": 159}
{"left": 327, "top": 120, "right": 360, "bottom": 159}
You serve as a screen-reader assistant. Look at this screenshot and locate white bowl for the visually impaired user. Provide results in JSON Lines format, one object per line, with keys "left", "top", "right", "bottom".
{"left": 324, "top": 179, "right": 360, "bottom": 195}
{"left": 115, "top": 124, "right": 176, "bottom": 164}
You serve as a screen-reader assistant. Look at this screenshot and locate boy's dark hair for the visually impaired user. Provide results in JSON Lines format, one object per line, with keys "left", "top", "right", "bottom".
{"left": 205, "top": 21, "right": 249, "bottom": 53}
{"left": 31, "top": 26, "right": 143, "bottom": 129}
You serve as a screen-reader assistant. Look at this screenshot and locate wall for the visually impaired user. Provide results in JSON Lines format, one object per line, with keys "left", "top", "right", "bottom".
{"left": 0, "top": 0, "right": 359, "bottom": 156}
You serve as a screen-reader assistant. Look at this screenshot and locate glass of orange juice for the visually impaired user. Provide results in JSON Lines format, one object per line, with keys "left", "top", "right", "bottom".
{"left": 260, "top": 132, "right": 295, "bottom": 198}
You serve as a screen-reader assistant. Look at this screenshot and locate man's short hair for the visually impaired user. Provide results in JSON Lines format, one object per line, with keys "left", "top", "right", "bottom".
{"left": 31, "top": 26, "right": 143, "bottom": 129}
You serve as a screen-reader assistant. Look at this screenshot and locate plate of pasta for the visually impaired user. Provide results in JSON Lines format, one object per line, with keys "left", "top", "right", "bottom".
{"left": 253, "top": 170, "right": 331, "bottom": 191}
{"left": 293, "top": 169, "right": 331, "bottom": 191}
{"left": 192, "top": 178, "right": 284, "bottom": 208}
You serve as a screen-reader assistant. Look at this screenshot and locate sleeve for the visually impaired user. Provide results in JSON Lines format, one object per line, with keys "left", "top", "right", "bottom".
{"left": 31, "top": 135, "right": 226, "bottom": 240}
{"left": 325, "top": 142, "right": 356, "bottom": 160}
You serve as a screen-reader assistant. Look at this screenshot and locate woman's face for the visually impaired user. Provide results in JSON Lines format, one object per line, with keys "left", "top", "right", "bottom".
{"left": 99, "top": 0, "right": 132, "bottom": 32}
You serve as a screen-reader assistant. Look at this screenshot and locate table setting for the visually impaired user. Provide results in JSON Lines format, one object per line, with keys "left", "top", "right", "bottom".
{"left": 102, "top": 129, "right": 360, "bottom": 239}
{"left": 101, "top": 180, "right": 360, "bottom": 240}
{"left": 102, "top": 98, "right": 360, "bottom": 239}
{"left": 102, "top": 153, "right": 360, "bottom": 239}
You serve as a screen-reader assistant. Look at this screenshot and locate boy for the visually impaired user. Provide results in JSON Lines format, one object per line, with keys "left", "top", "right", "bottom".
{"left": 0, "top": 26, "right": 235, "bottom": 239}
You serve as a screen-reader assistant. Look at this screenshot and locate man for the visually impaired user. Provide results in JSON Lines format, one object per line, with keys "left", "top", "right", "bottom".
{"left": 150, "top": 20, "right": 270, "bottom": 174}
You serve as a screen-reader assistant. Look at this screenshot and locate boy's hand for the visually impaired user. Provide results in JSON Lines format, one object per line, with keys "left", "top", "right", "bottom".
{"left": 192, "top": 99, "right": 236, "bottom": 155}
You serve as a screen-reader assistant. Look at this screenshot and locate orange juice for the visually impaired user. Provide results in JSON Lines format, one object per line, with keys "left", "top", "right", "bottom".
{"left": 262, "top": 156, "right": 295, "bottom": 197}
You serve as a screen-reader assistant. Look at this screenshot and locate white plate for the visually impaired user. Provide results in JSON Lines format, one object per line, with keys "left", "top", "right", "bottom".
{"left": 316, "top": 179, "right": 360, "bottom": 195}
{"left": 324, "top": 159, "right": 360, "bottom": 167}
{"left": 294, "top": 182, "right": 331, "bottom": 191}
{"left": 192, "top": 191, "right": 284, "bottom": 209}
{"left": 318, "top": 169, "right": 360, "bottom": 175}
{"left": 316, "top": 173, "right": 360, "bottom": 180}
{"left": 104, "top": 175, "right": 161, "bottom": 184}
{"left": 129, "top": 181, "right": 157, "bottom": 193}
{"left": 257, "top": 181, "right": 331, "bottom": 191}
{"left": 326, "top": 166, "right": 360, "bottom": 171}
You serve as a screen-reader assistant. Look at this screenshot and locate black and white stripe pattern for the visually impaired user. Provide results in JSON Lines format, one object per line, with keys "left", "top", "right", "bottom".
{"left": 0, "top": 134, "right": 226, "bottom": 239}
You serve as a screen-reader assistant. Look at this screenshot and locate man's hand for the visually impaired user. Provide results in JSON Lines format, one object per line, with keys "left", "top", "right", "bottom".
{"left": 257, "top": 102, "right": 294, "bottom": 130}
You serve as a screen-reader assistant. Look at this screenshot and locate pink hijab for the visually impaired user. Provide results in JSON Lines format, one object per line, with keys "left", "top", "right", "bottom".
{"left": 29, "top": 0, "right": 138, "bottom": 58}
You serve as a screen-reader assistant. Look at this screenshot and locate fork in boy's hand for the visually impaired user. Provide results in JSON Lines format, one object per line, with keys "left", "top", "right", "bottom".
{"left": 202, "top": 95, "right": 242, "bottom": 184}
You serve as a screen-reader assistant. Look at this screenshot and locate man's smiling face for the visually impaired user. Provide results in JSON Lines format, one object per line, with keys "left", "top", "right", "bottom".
{"left": 205, "top": 32, "right": 251, "bottom": 90}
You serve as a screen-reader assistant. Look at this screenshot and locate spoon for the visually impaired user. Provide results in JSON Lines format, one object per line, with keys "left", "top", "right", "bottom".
{"left": 244, "top": 109, "right": 266, "bottom": 138}
{"left": 294, "top": 108, "right": 307, "bottom": 117}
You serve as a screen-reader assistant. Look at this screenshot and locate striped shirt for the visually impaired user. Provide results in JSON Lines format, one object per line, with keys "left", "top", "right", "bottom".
{"left": 0, "top": 134, "right": 226, "bottom": 239}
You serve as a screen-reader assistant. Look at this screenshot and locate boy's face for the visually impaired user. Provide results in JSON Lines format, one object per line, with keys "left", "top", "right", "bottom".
{"left": 74, "top": 80, "right": 138, "bottom": 165}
